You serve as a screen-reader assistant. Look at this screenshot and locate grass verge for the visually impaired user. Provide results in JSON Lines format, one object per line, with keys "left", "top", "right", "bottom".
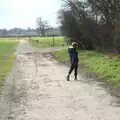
{"left": 53, "top": 49, "right": 120, "bottom": 88}
{"left": 0, "top": 40, "right": 18, "bottom": 89}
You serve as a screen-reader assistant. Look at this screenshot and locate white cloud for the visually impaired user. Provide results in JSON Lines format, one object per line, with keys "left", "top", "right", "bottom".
{"left": 0, "top": 0, "right": 62, "bottom": 29}
{"left": 10, "top": 0, "right": 43, "bottom": 13}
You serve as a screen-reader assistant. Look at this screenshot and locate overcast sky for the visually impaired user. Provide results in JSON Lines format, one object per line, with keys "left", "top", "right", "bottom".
{"left": 0, "top": 0, "right": 63, "bottom": 29}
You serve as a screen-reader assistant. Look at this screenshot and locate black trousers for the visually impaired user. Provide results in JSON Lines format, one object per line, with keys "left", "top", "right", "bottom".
{"left": 68, "top": 63, "right": 78, "bottom": 78}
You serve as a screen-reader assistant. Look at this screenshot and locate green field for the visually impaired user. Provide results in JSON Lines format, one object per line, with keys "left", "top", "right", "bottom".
{"left": 29, "top": 36, "right": 67, "bottom": 48}
{"left": 0, "top": 40, "right": 18, "bottom": 89}
{"left": 53, "top": 49, "right": 120, "bottom": 87}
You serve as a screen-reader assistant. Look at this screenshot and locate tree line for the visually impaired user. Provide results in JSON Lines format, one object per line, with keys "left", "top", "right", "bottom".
{"left": 59, "top": 0, "right": 120, "bottom": 53}
{"left": 0, "top": 17, "right": 61, "bottom": 37}
{"left": 0, "top": 27, "right": 61, "bottom": 37}
{"left": 0, "top": 28, "right": 36, "bottom": 36}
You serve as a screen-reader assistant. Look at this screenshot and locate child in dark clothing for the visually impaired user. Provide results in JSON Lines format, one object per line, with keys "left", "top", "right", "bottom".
{"left": 67, "top": 42, "right": 79, "bottom": 81}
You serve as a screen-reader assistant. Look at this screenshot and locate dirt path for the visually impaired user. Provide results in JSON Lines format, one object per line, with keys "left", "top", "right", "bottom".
{"left": 0, "top": 40, "right": 120, "bottom": 120}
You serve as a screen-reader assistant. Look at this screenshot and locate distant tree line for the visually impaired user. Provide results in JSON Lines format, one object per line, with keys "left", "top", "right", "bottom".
{"left": 0, "top": 19, "right": 61, "bottom": 37}
{"left": 59, "top": 0, "right": 120, "bottom": 53}
{"left": 0, "top": 28, "right": 37, "bottom": 36}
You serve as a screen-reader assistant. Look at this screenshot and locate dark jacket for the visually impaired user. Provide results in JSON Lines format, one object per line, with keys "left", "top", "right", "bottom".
{"left": 68, "top": 46, "right": 78, "bottom": 65}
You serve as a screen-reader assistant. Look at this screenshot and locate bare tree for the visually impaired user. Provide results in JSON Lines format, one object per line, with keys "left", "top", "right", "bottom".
{"left": 59, "top": 0, "right": 120, "bottom": 52}
{"left": 36, "top": 17, "right": 48, "bottom": 36}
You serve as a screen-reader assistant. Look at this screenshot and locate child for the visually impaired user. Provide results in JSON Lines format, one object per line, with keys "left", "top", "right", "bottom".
{"left": 67, "top": 42, "right": 79, "bottom": 81}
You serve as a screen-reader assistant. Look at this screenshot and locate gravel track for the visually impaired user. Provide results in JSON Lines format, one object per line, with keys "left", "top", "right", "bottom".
{"left": 0, "top": 40, "right": 120, "bottom": 120}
